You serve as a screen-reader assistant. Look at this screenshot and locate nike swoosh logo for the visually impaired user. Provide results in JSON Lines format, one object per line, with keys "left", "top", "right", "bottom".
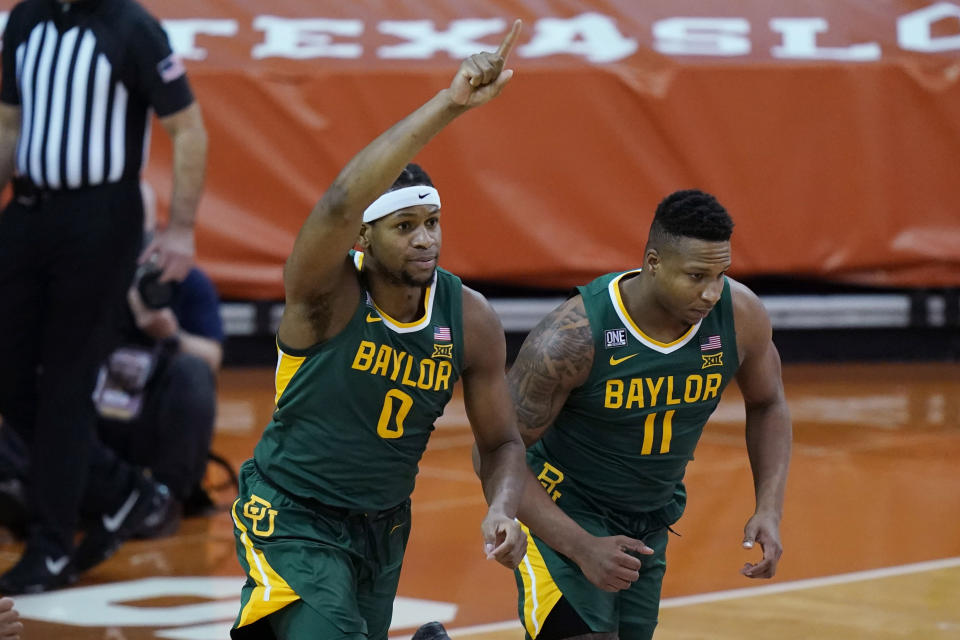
{"left": 418, "top": 193, "right": 429, "bottom": 199}
{"left": 102, "top": 488, "right": 140, "bottom": 532}
{"left": 609, "top": 354, "right": 638, "bottom": 366}
{"left": 390, "top": 522, "right": 406, "bottom": 534}
{"left": 45, "top": 555, "right": 69, "bottom": 576}
{"left": 366, "top": 313, "right": 382, "bottom": 323}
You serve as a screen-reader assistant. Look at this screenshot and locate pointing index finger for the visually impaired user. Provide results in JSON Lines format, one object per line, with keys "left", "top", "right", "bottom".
{"left": 496, "top": 19, "right": 522, "bottom": 63}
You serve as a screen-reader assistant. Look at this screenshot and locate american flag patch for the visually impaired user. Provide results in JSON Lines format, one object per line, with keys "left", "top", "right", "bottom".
{"left": 701, "top": 335, "right": 722, "bottom": 351}
{"left": 433, "top": 326, "right": 452, "bottom": 341}
{"left": 157, "top": 53, "right": 186, "bottom": 83}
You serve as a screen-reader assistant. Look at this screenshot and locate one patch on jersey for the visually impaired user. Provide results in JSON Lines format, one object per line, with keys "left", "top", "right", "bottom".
{"left": 700, "top": 335, "right": 722, "bottom": 351}
{"left": 157, "top": 53, "right": 186, "bottom": 83}
{"left": 432, "top": 343, "right": 453, "bottom": 359}
{"left": 702, "top": 352, "right": 724, "bottom": 369}
{"left": 604, "top": 328, "right": 628, "bottom": 349}
{"left": 433, "top": 326, "right": 452, "bottom": 341}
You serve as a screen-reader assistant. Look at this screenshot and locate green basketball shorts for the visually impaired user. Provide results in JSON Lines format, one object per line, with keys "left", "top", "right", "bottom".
{"left": 230, "top": 459, "right": 411, "bottom": 640}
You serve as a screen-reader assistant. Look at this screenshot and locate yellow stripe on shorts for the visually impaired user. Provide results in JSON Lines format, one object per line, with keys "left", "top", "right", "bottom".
{"left": 517, "top": 522, "right": 563, "bottom": 638}
{"left": 231, "top": 498, "right": 300, "bottom": 627}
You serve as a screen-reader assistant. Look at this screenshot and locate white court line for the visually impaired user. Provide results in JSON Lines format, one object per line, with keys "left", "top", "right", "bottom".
{"left": 404, "top": 557, "right": 960, "bottom": 638}
{"left": 660, "top": 556, "right": 960, "bottom": 607}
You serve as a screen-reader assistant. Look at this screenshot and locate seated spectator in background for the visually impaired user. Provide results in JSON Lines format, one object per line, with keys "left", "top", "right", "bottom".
{"left": 0, "top": 253, "right": 222, "bottom": 538}
{"left": 93, "top": 247, "right": 224, "bottom": 522}
{"left": 0, "top": 597, "right": 21, "bottom": 640}
{"left": 95, "top": 181, "right": 224, "bottom": 518}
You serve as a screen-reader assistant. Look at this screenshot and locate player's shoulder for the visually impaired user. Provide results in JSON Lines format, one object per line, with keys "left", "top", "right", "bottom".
{"left": 459, "top": 285, "right": 508, "bottom": 372}
{"left": 553, "top": 293, "right": 588, "bottom": 323}
{"left": 527, "top": 294, "right": 593, "bottom": 358}
{"left": 460, "top": 285, "right": 501, "bottom": 332}
{"left": 511, "top": 293, "right": 594, "bottom": 386}
{"left": 727, "top": 276, "right": 765, "bottom": 316}
{"left": 726, "top": 276, "right": 772, "bottom": 348}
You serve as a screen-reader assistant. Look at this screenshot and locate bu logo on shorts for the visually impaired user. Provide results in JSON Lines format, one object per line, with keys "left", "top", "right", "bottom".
{"left": 242, "top": 494, "right": 278, "bottom": 537}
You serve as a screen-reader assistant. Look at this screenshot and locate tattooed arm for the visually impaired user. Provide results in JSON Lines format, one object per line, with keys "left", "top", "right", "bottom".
{"left": 506, "top": 296, "right": 654, "bottom": 591}
{"left": 507, "top": 296, "right": 593, "bottom": 445}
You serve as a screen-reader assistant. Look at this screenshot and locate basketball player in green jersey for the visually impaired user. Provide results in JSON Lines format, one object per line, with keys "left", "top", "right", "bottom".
{"left": 230, "top": 22, "right": 529, "bottom": 640}
{"left": 505, "top": 190, "right": 792, "bottom": 639}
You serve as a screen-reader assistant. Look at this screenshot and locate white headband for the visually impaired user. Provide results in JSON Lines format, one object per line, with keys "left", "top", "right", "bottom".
{"left": 363, "top": 186, "right": 441, "bottom": 223}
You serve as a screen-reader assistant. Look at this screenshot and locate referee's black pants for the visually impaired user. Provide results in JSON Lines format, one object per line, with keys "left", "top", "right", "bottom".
{"left": 0, "top": 178, "right": 143, "bottom": 552}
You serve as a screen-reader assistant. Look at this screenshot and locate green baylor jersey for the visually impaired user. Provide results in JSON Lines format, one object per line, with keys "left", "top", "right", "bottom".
{"left": 529, "top": 270, "right": 740, "bottom": 514}
{"left": 254, "top": 251, "right": 464, "bottom": 511}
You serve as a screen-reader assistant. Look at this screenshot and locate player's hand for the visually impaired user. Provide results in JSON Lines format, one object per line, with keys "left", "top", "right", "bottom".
{"left": 741, "top": 511, "right": 782, "bottom": 579}
{"left": 573, "top": 535, "right": 654, "bottom": 592}
{"left": 447, "top": 19, "right": 521, "bottom": 108}
{"left": 481, "top": 510, "right": 527, "bottom": 569}
{"left": 139, "top": 222, "right": 195, "bottom": 283}
{"left": 0, "top": 597, "right": 23, "bottom": 640}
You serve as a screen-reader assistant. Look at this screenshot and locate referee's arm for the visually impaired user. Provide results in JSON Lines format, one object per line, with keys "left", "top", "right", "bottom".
{"left": 143, "top": 101, "right": 206, "bottom": 281}
{"left": 0, "top": 103, "right": 19, "bottom": 192}
{"left": 131, "top": 12, "right": 208, "bottom": 280}
{"left": 0, "top": 5, "right": 21, "bottom": 193}
{"left": 159, "top": 102, "right": 207, "bottom": 232}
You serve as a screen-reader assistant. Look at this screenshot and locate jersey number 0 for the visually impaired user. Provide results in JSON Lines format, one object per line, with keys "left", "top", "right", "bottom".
{"left": 377, "top": 389, "right": 414, "bottom": 438}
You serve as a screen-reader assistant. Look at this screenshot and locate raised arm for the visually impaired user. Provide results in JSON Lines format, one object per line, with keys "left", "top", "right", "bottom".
{"left": 731, "top": 279, "right": 792, "bottom": 579}
{"left": 278, "top": 21, "right": 521, "bottom": 348}
{"left": 284, "top": 22, "right": 519, "bottom": 303}
{"left": 505, "top": 296, "right": 653, "bottom": 591}
{"left": 460, "top": 287, "right": 528, "bottom": 569}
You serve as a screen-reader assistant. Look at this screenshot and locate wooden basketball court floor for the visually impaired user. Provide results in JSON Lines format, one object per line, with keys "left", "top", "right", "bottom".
{"left": 2, "top": 361, "right": 958, "bottom": 639}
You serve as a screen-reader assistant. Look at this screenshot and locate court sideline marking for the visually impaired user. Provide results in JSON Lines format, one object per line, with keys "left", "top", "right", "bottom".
{"left": 397, "top": 556, "right": 960, "bottom": 638}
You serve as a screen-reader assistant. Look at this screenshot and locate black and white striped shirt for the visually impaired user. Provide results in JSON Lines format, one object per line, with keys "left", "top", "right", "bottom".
{"left": 1, "top": 0, "right": 193, "bottom": 190}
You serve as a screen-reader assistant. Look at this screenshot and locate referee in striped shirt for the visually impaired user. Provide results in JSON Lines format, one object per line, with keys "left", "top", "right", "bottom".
{"left": 0, "top": 0, "right": 206, "bottom": 593}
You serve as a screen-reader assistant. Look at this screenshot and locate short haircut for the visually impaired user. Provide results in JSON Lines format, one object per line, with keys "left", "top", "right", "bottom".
{"left": 649, "top": 189, "right": 734, "bottom": 246}
{"left": 389, "top": 163, "right": 434, "bottom": 192}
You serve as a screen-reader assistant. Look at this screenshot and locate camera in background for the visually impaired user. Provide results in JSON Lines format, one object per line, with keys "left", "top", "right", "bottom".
{"left": 133, "top": 261, "right": 179, "bottom": 309}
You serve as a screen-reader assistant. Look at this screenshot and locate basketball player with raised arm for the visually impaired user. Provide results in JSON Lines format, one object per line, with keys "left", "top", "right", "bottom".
{"left": 230, "top": 22, "right": 529, "bottom": 640}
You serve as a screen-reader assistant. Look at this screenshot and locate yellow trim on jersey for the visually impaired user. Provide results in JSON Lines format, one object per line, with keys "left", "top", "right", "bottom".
{"left": 611, "top": 271, "right": 697, "bottom": 347}
{"left": 371, "top": 288, "right": 432, "bottom": 329}
{"left": 517, "top": 523, "right": 563, "bottom": 638}
{"left": 231, "top": 499, "right": 300, "bottom": 627}
{"left": 274, "top": 344, "right": 306, "bottom": 405}
{"left": 353, "top": 250, "right": 436, "bottom": 332}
